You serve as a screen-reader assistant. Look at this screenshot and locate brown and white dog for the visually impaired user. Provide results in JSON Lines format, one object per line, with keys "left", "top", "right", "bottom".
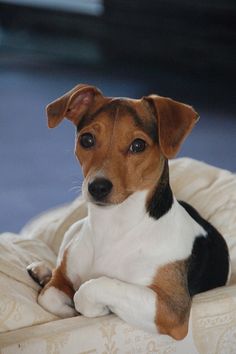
{"left": 27, "top": 84, "right": 230, "bottom": 340}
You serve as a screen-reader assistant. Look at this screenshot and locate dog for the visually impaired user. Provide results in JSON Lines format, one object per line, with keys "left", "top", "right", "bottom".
{"left": 27, "top": 84, "right": 230, "bottom": 340}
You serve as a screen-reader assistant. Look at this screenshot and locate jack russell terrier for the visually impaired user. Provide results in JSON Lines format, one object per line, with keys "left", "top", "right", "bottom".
{"left": 27, "top": 84, "right": 230, "bottom": 340}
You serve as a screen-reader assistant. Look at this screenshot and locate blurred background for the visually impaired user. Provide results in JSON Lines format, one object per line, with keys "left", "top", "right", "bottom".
{"left": 0, "top": 0, "right": 236, "bottom": 232}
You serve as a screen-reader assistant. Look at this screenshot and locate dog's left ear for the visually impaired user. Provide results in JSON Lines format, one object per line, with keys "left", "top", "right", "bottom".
{"left": 46, "top": 84, "right": 104, "bottom": 128}
{"left": 144, "top": 95, "right": 199, "bottom": 158}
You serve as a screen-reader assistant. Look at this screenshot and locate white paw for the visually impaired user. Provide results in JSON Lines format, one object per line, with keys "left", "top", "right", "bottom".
{"left": 74, "top": 278, "right": 110, "bottom": 317}
{"left": 38, "top": 286, "right": 77, "bottom": 318}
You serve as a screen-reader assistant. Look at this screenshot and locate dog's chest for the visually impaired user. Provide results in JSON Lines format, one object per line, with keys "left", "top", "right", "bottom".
{"left": 80, "top": 208, "right": 201, "bottom": 286}
{"left": 66, "top": 197, "right": 204, "bottom": 288}
{"left": 90, "top": 223, "right": 160, "bottom": 285}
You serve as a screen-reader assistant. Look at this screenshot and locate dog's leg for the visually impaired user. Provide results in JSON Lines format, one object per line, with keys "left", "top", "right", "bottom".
{"left": 27, "top": 221, "right": 90, "bottom": 318}
{"left": 37, "top": 264, "right": 77, "bottom": 318}
{"left": 38, "top": 283, "right": 76, "bottom": 318}
{"left": 74, "top": 275, "right": 190, "bottom": 340}
{"left": 74, "top": 277, "right": 156, "bottom": 332}
{"left": 29, "top": 251, "right": 77, "bottom": 318}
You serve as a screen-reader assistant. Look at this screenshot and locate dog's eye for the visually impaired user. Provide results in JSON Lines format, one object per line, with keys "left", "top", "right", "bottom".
{"left": 129, "top": 139, "right": 146, "bottom": 153}
{"left": 80, "top": 133, "right": 95, "bottom": 149}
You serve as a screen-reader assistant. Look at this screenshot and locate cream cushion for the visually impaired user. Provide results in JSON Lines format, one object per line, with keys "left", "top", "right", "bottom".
{"left": 0, "top": 158, "right": 236, "bottom": 354}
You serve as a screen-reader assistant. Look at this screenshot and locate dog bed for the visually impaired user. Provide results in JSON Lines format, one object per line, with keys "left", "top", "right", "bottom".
{"left": 0, "top": 158, "right": 236, "bottom": 354}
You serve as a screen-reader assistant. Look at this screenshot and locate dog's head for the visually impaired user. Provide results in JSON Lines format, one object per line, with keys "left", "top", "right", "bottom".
{"left": 47, "top": 84, "right": 198, "bottom": 205}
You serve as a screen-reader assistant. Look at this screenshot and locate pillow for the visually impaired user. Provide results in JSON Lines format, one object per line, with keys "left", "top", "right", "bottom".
{"left": 0, "top": 233, "right": 58, "bottom": 332}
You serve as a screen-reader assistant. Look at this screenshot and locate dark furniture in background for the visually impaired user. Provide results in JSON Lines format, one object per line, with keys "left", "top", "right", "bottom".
{"left": 0, "top": 0, "right": 236, "bottom": 77}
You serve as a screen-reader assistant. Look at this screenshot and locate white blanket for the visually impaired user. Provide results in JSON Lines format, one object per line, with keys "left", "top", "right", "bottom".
{"left": 1, "top": 158, "right": 236, "bottom": 354}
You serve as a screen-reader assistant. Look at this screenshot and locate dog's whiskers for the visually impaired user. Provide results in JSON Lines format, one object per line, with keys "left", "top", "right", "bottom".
{"left": 69, "top": 177, "right": 83, "bottom": 195}
{"left": 69, "top": 185, "right": 82, "bottom": 193}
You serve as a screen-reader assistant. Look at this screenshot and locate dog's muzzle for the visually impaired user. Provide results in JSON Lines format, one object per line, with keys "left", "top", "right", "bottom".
{"left": 88, "top": 178, "right": 113, "bottom": 202}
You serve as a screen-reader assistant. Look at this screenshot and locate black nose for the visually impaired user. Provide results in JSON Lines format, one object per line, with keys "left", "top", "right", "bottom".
{"left": 88, "top": 178, "right": 113, "bottom": 201}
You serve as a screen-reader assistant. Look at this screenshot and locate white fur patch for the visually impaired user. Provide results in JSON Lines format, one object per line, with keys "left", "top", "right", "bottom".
{"left": 74, "top": 276, "right": 157, "bottom": 333}
{"left": 74, "top": 279, "right": 110, "bottom": 317}
{"left": 38, "top": 287, "right": 77, "bottom": 318}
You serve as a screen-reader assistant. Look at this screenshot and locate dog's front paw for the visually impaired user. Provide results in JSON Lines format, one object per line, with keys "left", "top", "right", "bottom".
{"left": 74, "top": 278, "right": 110, "bottom": 317}
{"left": 38, "top": 286, "right": 77, "bottom": 318}
{"left": 27, "top": 261, "right": 52, "bottom": 287}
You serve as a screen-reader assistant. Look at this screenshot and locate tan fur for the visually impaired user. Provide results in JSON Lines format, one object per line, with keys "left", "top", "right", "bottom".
{"left": 149, "top": 261, "right": 191, "bottom": 340}
{"left": 40, "top": 250, "right": 74, "bottom": 299}
{"left": 46, "top": 84, "right": 106, "bottom": 128}
{"left": 75, "top": 101, "right": 162, "bottom": 204}
{"left": 145, "top": 95, "right": 199, "bottom": 158}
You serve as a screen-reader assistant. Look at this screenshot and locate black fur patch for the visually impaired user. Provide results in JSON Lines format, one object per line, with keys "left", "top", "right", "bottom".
{"left": 147, "top": 160, "right": 173, "bottom": 220}
{"left": 179, "top": 201, "right": 230, "bottom": 297}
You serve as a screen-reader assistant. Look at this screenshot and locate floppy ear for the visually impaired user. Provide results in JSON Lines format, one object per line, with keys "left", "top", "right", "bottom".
{"left": 46, "top": 84, "right": 103, "bottom": 128}
{"left": 145, "top": 95, "right": 199, "bottom": 158}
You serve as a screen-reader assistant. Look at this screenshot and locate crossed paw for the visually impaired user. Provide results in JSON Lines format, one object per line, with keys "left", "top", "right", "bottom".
{"left": 74, "top": 277, "right": 110, "bottom": 317}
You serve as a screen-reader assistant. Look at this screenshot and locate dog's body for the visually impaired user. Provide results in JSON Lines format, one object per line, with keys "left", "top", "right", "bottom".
{"left": 27, "top": 84, "right": 230, "bottom": 340}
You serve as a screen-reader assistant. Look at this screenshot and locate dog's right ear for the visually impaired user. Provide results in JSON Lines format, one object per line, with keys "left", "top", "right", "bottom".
{"left": 46, "top": 84, "right": 103, "bottom": 128}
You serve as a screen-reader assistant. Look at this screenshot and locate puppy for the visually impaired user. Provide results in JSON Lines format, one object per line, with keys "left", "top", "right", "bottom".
{"left": 27, "top": 84, "right": 230, "bottom": 340}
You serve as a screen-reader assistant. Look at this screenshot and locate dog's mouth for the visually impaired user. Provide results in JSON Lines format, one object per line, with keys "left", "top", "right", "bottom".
{"left": 90, "top": 199, "right": 112, "bottom": 207}
{"left": 87, "top": 191, "right": 134, "bottom": 207}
